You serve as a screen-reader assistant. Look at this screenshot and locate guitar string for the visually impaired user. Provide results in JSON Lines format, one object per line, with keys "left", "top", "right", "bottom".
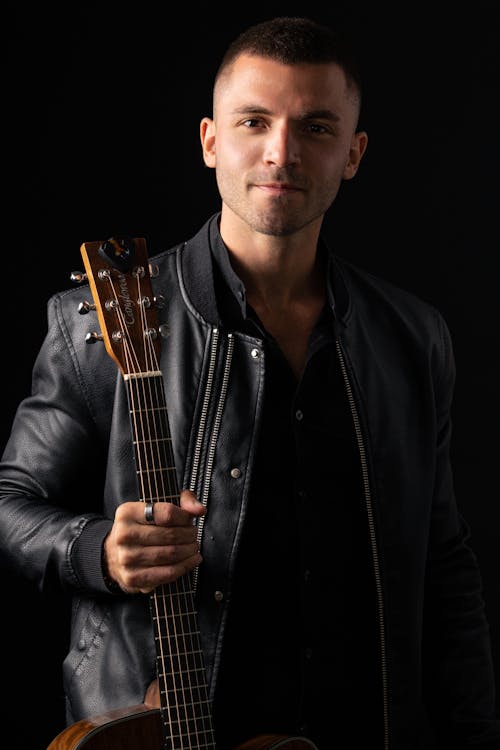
{"left": 106, "top": 269, "right": 214, "bottom": 749}
{"left": 136, "top": 285, "right": 194, "bottom": 750}
{"left": 141, "top": 293, "right": 208, "bottom": 750}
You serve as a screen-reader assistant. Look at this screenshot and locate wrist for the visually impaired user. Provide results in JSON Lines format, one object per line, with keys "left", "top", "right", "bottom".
{"left": 101, "top": 539, "right": 122, "bottom": 594}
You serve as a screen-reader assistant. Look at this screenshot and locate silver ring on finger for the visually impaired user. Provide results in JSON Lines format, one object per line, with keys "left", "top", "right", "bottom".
{"left": 144, "top": 501, "right": 155, "bottom": 524}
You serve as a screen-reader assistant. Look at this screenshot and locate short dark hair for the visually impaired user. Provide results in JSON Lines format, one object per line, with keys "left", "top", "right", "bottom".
{"left": 215, "top": 16, "right": 362, "bottom": 102}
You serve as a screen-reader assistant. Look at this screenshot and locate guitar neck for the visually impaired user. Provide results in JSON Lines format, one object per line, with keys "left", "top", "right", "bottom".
{"left": 126, "top": 374, "right": 216, "bottom": 750}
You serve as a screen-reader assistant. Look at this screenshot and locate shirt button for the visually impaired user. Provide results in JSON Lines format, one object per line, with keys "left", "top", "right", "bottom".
{"left": 230, "top": 467, "right": 242, "bottom": 479}
{"left": 295, "top": 409, "right": 303, "bottom": 421}
{"left": 251, "top": 348, "right": 260, "bottom": 359}
{"left": 214, "top": 590, "right": 224, "bottom": 602}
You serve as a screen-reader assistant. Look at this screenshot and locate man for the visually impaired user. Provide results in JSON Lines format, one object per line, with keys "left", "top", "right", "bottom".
{"left": 1, "top": 16, "right": 499, "bottom": 750}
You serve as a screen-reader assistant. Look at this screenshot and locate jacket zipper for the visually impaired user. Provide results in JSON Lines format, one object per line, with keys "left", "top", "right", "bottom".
{"left": 336, "top": 338, "right": 390, "bottom": 750}
{"left": 189, "top": 327, "right": 220, "bottom": 494}
{"left": 190, "top": 329, "right": 235, "bottom": 591}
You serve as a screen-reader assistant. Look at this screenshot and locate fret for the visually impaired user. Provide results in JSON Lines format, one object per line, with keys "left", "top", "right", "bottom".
{"left": 135, "top": 458, "right": 177, "bottom": 477}
{"left": 159, "top": 727, "right": 217, "bottom": 750}
{"left": 155, "top": 638, "right": 205, "bottom": 656}
{"left": 152, "top": 604, "right": 198, "bottom": 619}
{"left": 159, "top": 686, "right": 210, "bottom": 704}
{"left": 129, "top": 403, "right": 169, "bottom": 415}
{"left": 155, "top": 586, "right": 196, "bottom": 601}
{"left": 160, "top": 716, "right": 214, "bottom": 733}
{"left": 152, "top": 609, "right": 199, "bottom": 628}
{"left": 131, "top": 410, "right": 172, "bottom": 443}
{"left": 127, "top": 378, "right": 167, "bottom": 407}
{"left": 139, "top": 493, "right": 180, "bottom": 504}
{"left": 157, "top": 663, "right": 206, "bottom": 679}
{"left": 157, "top": 657, "right": 206, "bottom": 675}
{"left": 129, "top": 402, "right": 169, "bottom": 415}
{"left": 159, "top": 712, "right": 215, "bottom": 732}
{"left": 133, "top": 435, "right": 173, "bottom": 450}
{"left": 135, "top": 468, "right": 179, "bottom": 501}
{"left": 154, "top": 628, "right": 201, "bottom": 640}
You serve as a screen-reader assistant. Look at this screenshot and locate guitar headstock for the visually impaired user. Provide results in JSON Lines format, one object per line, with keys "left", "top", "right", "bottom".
{"left": 80, "top": 236, "right": 163, "bottom": 377}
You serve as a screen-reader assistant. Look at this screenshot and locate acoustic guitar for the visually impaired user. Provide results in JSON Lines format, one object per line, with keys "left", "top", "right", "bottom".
{"left": 46, "top": 237, "right": 318, "bottom": 750}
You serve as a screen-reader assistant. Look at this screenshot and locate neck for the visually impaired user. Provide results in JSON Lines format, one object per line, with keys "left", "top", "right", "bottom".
{"left": 220, "top": 219, "right": 324, "bottom": 311}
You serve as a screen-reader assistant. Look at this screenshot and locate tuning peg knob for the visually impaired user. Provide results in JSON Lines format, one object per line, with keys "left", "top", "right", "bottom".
{"left": 85, "top": 331, "right": 104, "bottom": 344}
{"left": 71, "top": 271, "right": 88, "bottom": 284}
{"left": 78, "top": 300, "right": 96, "bottom": 315}
{"left": 154, "top": 294, "right": 165, "bottom": 309}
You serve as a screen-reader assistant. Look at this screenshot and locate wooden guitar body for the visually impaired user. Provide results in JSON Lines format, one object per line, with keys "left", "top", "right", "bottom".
{"left": 47, "top": 704, "right": 318, "bottom": 749}
{"left": 47, "top": 704, "right": 162, "bottom": 750}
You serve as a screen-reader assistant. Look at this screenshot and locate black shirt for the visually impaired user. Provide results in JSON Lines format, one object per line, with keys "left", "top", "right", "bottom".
{"left": 208, "top": 222, "right": 381, "bottom": 749}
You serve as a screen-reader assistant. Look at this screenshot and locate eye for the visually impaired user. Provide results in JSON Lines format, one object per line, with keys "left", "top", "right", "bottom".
{"left": 305, "top": 122, "right": 332, "bottom": 135}
{"left": 241, "top": 118, "right": 265, "bottom": 129}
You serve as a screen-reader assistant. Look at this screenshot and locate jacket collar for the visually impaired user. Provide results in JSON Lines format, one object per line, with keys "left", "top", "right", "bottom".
{"left": 180, "top": 214, "right": 221, "bottom": 325}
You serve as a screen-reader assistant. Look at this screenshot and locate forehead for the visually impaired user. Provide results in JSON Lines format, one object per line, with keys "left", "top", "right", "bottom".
{"left": 214, "top": 53, "right": 355, "bottom": 114}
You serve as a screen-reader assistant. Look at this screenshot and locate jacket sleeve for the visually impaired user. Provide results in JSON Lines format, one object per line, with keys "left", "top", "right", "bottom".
{"left": 424, "top": 311, "right": 500, "bottom": 746}
{"left": 0, "top": 291, "right": 115, "bottom": 596}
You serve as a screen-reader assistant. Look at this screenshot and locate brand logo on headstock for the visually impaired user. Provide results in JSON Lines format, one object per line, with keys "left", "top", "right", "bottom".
{"left": 118, "top": 273, "right": 135, "bottom": 326}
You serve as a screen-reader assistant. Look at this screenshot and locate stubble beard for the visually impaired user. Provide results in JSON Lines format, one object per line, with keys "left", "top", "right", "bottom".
{"left": 241, "top": 193, "right": 335, "bottom": 237}
{"left": 217, "top": 168, "right": 341, "bottom": 238}
{"left": 223, "top": 186, "right": 328, "bottom": 237}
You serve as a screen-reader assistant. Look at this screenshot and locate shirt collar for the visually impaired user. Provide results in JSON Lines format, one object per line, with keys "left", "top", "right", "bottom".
{"left": 208, "top": 213, "right": 336, "bottom": 328}
{"left": 209, "top": 215, "right": 248, "bottom": 324}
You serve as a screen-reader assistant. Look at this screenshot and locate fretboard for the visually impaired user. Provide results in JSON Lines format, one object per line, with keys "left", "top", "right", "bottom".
{"left": 126, "top": 373, "right": 217, "bottom": 750}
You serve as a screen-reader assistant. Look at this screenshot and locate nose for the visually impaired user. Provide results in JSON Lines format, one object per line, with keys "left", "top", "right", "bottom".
{"left": 263, "top": 123, "right": 300, "bottom": 168}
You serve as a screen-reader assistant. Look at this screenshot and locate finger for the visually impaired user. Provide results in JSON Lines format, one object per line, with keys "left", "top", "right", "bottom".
{"left": 137, "top": 501, "right": 196, "bottom": 528}
{"left": 124, "top": 550, "right": 203, "bottom": 594}
{"left": 119, "top": 539, "right": 200, "bottom": 568}
{"left": 179, "top": 489, "right": 206, "bottom": 516}
{"left": 142, "top": 493, "right": 205, "bottom": 527}
{"left": 114, "top": 531, "right": 199, "bottom": 562}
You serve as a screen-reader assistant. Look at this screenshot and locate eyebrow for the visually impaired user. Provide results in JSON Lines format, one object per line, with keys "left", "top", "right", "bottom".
{"left": 231, "top": 106, "right": 341, "bottom": 122}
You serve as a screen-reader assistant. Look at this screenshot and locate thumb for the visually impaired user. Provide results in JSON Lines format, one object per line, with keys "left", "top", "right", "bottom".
{"left": 180, "top": 488, "right": 206, "bottom": 516}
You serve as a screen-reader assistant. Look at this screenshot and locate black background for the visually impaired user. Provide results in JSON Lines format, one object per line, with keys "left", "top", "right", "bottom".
{"left": 3, "top": 3, "right": 500, "bottom": 748}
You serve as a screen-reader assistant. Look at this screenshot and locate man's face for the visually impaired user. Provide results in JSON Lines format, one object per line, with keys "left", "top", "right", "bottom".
{"left": 200, "top": 53, "right": 367, "bottom": 238}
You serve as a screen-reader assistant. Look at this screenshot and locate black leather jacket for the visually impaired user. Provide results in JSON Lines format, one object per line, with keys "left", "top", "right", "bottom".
{"left": 1, "top": 214, "right": 499, "bottom": 749}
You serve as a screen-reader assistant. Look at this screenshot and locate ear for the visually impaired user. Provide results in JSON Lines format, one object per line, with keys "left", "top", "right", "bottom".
{"left": 343, "top": 130, "right": 368, "bottom": 180}
{"left": 200, "top": 117, "right": 216, "bottom": 168}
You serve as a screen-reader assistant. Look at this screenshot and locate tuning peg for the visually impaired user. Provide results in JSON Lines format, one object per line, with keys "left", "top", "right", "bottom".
{"left": 154, "top": 294, "right": 165, "bottom": 309}
{"left": 71, "top": 270, "right": 88, "bottom": 284}
{"left": 85, "top": 331, "right": 104, "bottom": 344}
{"left": 149, "top": 263, "right": 159, "bottom": 278}
{"left": 78, "top": 300, "right": 96, "bottom": 315}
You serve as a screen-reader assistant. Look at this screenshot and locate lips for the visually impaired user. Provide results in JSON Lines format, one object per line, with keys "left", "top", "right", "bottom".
{"left": 255, "top": 182, "right": 303, "bottom": 192}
